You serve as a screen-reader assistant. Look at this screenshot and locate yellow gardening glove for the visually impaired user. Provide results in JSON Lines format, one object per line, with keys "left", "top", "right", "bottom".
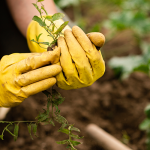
{"left": 0, "top": 48, "right": 61, "bottom": 107}
{"left": 56, "top": 26, "right": 105, "bottom": 90}
{"left": 27, "top": 18, "right": 105, "bottom": 90}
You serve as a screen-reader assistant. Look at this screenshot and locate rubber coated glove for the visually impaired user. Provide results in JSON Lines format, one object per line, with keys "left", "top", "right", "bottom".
{"left": 0, "top": 48, "right": 61, "bottom": 107}
{"left": 56, "top": 26, "right": 105, "bottom": 90}
{"left": 27, "top": 19, "right": 105, "bottom": 90}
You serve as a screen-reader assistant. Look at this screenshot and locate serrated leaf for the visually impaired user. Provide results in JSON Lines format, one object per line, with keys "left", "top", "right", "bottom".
{"left": 32, "top": 16, "right": 46, "bottom": 27}
{"left": 52, "top": 13, "right": 65, "bottom": 21}
{"left": 58, "top": 128, "right": 69, "bottom": 135}
{"left": 54, "top": 21, "right": 69, "bottom": 34}
{"left": 70, "top": 127, "right": 80, "bottom": 132}
{"left": 70, "top": 133, "right": 84, "bottom": 139}
{"left": 55, "top": 115, "right": 67, "bottom": 124}
{"left": 14, "top": 124, "right": 19, "bottom": 141}
{"left": 32, "top": 124, "right": 38, "bottom": 137}
{"left": 139, "top": 118, "right": 150, "bottom": 130}
{"left": 54, "top": 97, "right": 64, "bottom": 106}
{"left": 27, "top": 124, "right": 33, "bottom": 140}
{"left": 36, "top": 33, "right": 43, "bottom": 41}
{"left": 56, "top": 140, "right": 69, "bottom": 145}
{"left": 71, "top": 140, "right": 81, "bottom": 146}
{"left": 37, "top": 114, "right": 49, "bottom": 122}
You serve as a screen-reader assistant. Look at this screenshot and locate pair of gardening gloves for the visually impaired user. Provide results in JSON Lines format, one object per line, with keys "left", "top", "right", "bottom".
{"left": 0, "top": 19, "right": 105, "bottom": 108}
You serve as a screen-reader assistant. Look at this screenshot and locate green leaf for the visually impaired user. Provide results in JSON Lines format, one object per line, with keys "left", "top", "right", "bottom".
{"left": 58, "top": 128, "right": 69, "bottom": 135}
{"left": 36, "top": 113, "right": 49, "bottom": 122}
{"left": 27, "top": 124, "right": 33, "bottom": 140}
{"left": 70, "top": 133, "right": 84, "bottom": 139}
{"left": 0, "top": 134, "right": 4, "bottom": 140}
{"left": 14, "top": 124, "right": 19, "bottom": 141}
{"left": 52, "top": 13, "right": 65, "bottom": 21}
{"left": 36, "top": 33, "right": 43, "bottom": 41}
{"left": 54, "top": 21, "right": 69, "bottom": 34}
{"left": 145, "top": 104, "right": 150, "bottom": 119}
{"left": 56, "top": 140, "right": 69, "bottom": 145}
{"left": 54, "top": 97, "right": 65, "bottom": 106}
{"left": 44, "top": 15, "right": 52, "bottom": 21}
{"left": 70, "top": 126, "right": 80, "bottom": 132}
{"left": 38, "top": 0, "right": 44, "bottom": 2}
{"left": 71, "top": 140, "right": 81, "bottom": 146}
{"left": 55, "top": 115, "right": 67, "bottom": 124}
{"left": 32, "top": 16, "right": 46, "bottom": 27}
{"left": 32, "top": 124, "right": 38, "bottom": 137}
{"left": 139, "top": 118, "right": 150, "bottom": 130}
{"left": 31, "top": 39, "right": 49, "bottom": 46}
{"left": 38, "top": 42, "right": 49, "bottom": 45}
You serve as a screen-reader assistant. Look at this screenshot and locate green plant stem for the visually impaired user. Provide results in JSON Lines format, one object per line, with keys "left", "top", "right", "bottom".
{"left": 0, "top": 121, "right": 36, "bottom": 123}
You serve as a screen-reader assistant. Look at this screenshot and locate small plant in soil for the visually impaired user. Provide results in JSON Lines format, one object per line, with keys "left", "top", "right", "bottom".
{"left": 0, "top": 0, "right": 83, "bottom": 149}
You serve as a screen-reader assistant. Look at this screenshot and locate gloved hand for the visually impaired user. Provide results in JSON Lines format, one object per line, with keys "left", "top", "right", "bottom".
{"left": 27, "top": 18, "right": 105, "bottom": 90}
{"left": 56, "top": 26, "right": 105, "bottom": 90}
{"left": 0, "top": 48, "right": 61, "bottom": 107}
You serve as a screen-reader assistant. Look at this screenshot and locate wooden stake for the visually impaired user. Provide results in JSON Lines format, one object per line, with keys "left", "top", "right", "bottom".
{"left": 86, "top": 124, "right": 132, "bottom": 150}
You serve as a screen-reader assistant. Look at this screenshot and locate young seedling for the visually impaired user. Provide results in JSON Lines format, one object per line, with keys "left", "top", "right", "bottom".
{"left": 0, "top": 0, "right": 83, "bottom": 149}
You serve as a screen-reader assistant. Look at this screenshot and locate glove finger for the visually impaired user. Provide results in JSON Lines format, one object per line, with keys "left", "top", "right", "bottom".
{"left": 16, "top": 47, "right": 60, "bottom": 73}
{"left": 57, "top": 36, "right": 78, "bottom": 80}
{"left": 72, "top": 26, "right": 105, "bottom": 78}
{"left": 87, "top": 32, "right": 105, "bottom": 48}
{"left": 16, "top": 64, "right": 62, "bottom": 87}
{"left": 72, "top": 26, "right": 94, "bottom": 53}
{"left": 21, "top": 77, "right": 56, "bottom": 97}
{"left": 64, "top": 29, "right": 93, "bottom": 83}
